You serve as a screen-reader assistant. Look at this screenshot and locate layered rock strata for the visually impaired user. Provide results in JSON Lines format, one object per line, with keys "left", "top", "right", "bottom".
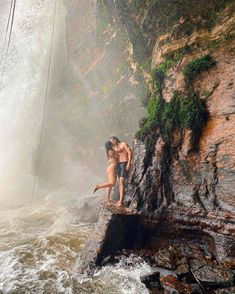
{"left": 79, "top": 1, "right": 235, "bottom": 292}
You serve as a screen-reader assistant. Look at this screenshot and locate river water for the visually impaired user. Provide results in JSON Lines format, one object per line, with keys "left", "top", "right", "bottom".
{"left": 0, "top": 204, "right": 152, "bottom": 294}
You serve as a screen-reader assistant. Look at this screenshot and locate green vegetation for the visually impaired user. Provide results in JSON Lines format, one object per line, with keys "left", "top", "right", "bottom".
{"left": 139, "top": 59, "right": 152, "bottom": 72}
{"left": 96, "top": 18, "right": 109, "bottom": 34}
{"left": 179, "top": 92, "right": 207, "bottom": 130}
{"left": 136, "top": 49, "right": 208, "bottom": 154}
{"left": 151, "top": 46, "right": 192, "bottom": 93}
{"left": 151, "top": 59, "right": 175, "bottom": 93}
{"left": 136, "top": 92, "right": 207, "bottom": 147}
{"left": 136, "top": 95, "right": 163, "bottom": 140}
{"left": 183, "top": 54, "right": 216, "bottom": 83}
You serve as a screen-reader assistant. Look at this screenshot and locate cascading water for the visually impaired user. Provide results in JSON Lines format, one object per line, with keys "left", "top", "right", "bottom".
{"left": 0, "top": 1, "right": 149, "bottom": 293}
{"left": 0, "top": 0, "right": 145, "bottom": 206}
{"left": 0, "top": 0, "right": 65, "bottom": 206}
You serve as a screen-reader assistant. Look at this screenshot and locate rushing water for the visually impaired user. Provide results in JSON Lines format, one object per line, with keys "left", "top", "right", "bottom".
{"left": 0, "top": 204, "right": 152, "bottom": 294}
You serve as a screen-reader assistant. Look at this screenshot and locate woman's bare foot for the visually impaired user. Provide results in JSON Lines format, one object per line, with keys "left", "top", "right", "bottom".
{"left": 93, "top": 185, "right": 99, "bottom": 193}
{"left": 106, "top": 201, "right": 111, "bottom": 207}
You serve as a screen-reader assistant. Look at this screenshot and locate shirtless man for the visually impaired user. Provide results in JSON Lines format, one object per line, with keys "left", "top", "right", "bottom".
{"left": 109, "top": 136, "right": 132, "bottom": 207}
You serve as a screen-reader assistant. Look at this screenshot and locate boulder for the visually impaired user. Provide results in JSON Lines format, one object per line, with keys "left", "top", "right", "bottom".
{"left": 160, "top": 275, "right": 193, "bottom": 294}
{"left": 78, "top": 206, "right": 141, "bottom": 274}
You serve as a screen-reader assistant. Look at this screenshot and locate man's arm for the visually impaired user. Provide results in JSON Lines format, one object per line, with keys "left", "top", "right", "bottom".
{"left": 123, "top": 143, "right": 132, "bottom": 171}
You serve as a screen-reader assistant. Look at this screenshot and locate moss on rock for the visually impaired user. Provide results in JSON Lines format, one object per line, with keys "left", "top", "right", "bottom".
{"left": 136, "top": 91, "right": 207, "bottom": 151}
{"left": 183, "top": 54, "right": 217, "bottom": 83}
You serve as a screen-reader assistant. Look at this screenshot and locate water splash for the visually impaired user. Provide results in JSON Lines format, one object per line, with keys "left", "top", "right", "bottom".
{"left": 0, "top": 205, "right": 152, "bottom": 294}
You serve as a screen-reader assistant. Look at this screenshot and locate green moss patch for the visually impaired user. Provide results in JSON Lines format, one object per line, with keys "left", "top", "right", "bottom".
{"left": 151, "top": 46, "right": 192, "bottom": 93}
{"left": 183, "top": 54, "right": 216, "bottom": 83}
{"left": 136, "top": 95, "right": 163, "bottom": 140}
{"left": 136, "top": 92, "right": 207, "bottom": 150}
{"left": 179, "top": 92, "right": 208, "bottom": 130}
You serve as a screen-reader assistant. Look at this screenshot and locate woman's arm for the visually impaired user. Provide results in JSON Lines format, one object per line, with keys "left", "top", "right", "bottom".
{"left": 109, "top": 150, "right": 119, "bottom": 161}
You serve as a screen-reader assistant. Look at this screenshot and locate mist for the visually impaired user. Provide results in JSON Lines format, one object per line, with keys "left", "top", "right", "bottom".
{"left": 0, "top": 0, "right": 145, "bottom": 207}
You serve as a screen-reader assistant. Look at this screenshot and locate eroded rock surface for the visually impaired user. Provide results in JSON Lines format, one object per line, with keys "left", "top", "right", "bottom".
{"left": 77, "top": 1, "right": 235, "bottom": 292}
{"left": 78, "top": 206, "right": 141, "bottom": 274}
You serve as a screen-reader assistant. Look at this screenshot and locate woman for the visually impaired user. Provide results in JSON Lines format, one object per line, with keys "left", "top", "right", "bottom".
{"left": 93, "top": 141, "right": 119, "bottom": 206}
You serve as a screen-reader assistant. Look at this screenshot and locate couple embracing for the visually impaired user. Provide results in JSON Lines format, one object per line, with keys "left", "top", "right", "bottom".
{"left": 94, "top": 136, "right": 132, "bottom": 208}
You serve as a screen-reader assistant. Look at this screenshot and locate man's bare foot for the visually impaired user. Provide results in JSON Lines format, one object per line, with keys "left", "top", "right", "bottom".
{"left": 124, "top": 207, "right": 133, "bottom": 213}
{"left": 93, "top": 185, "right": 99, "bottom": 193}
{"left": 115, "top": 202, "right": 123, "bottom": 208}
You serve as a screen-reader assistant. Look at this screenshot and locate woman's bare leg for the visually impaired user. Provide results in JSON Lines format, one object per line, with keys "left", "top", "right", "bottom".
{"left": 106, "top": 187, "right": 112, "bottom": 206}
{"left": 93, "top": 182, "right": 115, "bottom": 194}
{"left": 93, "top": 164, "right": 117, "bottom": 204}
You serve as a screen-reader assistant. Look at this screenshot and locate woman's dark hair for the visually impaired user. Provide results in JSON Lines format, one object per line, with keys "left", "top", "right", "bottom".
{"left": 110, "top": 136, "right": 120, "bottom": 143}
{"left": 105, "top": 141, "right": 114, "bottom": 158}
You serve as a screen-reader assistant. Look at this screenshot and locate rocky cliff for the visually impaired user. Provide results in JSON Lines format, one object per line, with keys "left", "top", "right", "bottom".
{"left": 124, "top": 0, "right": 235, "bottom": 263}
{"left": 62, "top": 0, "right": 145, "bottom": 172}
{"left": 78, "top": 0, "right": 235, "bottom": 292}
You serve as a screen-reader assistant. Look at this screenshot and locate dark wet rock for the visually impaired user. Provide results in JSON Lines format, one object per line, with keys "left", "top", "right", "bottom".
{"left": 150, "top": 289, "right": 164, "bottom": 294}
{"left": 189, "top": 258, "right": 235, "bottom": 290}
{"left": 140, "top": 271, "right": 161, "bottom": 290}
{"left": 221, "top": 257, "right": 235, "bottom": 270}
{"left": 68, "top": 196, "right": 102, "bottom": 223}
{"left": 176, "top": 257, "right": 190, "bottom": 276}
{"left": 190, "top": 284, "right": 204, "bottom": 294}
{"left": 78, "top": 206, "right": 141, "bottom": 274}
{"left": 123, "top": 2, "right": 235, "bottom": 284}
{"left": 154, "top": 248, "right": 177, "bottom": 270}
{"left": 215, "top": 286, "right": 235, "bottom": 293}
{"left": 160, "top": 275, "right": 193, "bottom": 294}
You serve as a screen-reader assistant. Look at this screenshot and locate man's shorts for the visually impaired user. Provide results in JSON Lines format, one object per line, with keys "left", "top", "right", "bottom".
{"left": 117, "top": 162, "right": 128, "bottom": 179}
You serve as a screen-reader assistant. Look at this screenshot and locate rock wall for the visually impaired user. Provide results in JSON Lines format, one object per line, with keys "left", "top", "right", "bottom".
{"left": 62, "top": 0, "right": 145, "bottom": 159}
{"left": 124, "top": 0, "right": 235, "bottom": 265}
{"left": 92, "top": 0, "right": 235, "bottom": 264}
{"left": 78, "top": 2, "right": 235, "bottom": 290}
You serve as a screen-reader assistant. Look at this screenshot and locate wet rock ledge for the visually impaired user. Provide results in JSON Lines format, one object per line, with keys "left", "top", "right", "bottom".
{"left": 78, "top": 206, "right": 141, "bottom": 274}
{"left": 78, "top": 205, "right": 235, "bottom": 293}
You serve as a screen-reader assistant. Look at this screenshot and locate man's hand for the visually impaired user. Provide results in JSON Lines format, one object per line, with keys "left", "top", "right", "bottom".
{"left": 122, "top": 142, "right": 132, "bottom": 172}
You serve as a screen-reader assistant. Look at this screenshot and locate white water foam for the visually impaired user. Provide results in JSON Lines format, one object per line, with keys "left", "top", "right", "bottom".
{"left": 0, "top": 204, "right": 154, "bottom": 293}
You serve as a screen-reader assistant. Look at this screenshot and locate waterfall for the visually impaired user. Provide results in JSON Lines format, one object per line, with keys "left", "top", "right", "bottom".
{"left": 0, "top": 0, "right": 145, "bottom": 207}
{"left": 0, "top": 0, "right": 67, "bottom": 206}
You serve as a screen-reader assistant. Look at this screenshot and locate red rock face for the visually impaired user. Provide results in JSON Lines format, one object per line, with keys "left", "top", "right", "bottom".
{"left": 172, "top": 45, "right": 235, "bottom": 215}
{"left": 127, "top": 2, "right": 235, "bottom": 265}
{"left": 77, "top": 2, "right": 235, "bottom": 290}
{"left": 197, "top": 48, "right": 235, "bottom": 214}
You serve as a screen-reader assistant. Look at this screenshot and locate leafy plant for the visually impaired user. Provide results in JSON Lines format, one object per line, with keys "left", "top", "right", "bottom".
{"left": 136, "top": 92, "right": 207, "bottom": 144}
{"left": 183, "top": 54, "right": 216, "bottom": 83}
{"left": 136, "top": 95, "right": 163, "bottom": 140}
{"left": 151, "top": 47, "right": 190, "bottom": 93}
{"left": 179, "top": 92, "right": 207, "bottom": 130}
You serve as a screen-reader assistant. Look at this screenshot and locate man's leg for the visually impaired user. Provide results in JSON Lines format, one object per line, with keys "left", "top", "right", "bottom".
{"left": 117, "top": 176, "right": 125, "bottom": 206}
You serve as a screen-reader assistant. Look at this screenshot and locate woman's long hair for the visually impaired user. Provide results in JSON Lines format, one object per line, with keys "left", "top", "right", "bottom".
{"left": 110, "top": 136, "right": 120, "bottom": 143}
{"left": 105, "top": 141, "right": 114, "bottom": 158}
